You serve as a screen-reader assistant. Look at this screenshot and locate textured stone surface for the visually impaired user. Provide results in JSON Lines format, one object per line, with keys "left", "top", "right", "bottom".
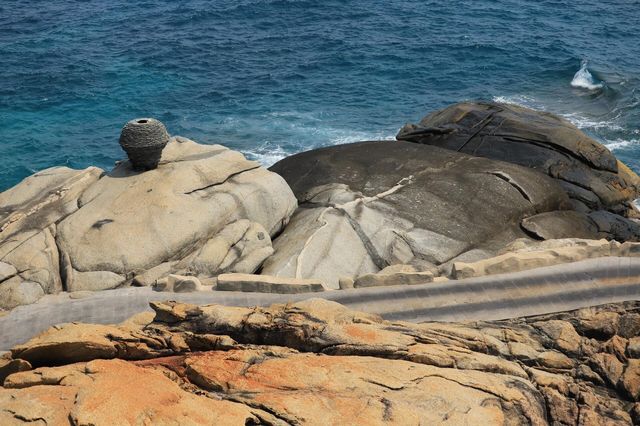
{"left": 118, "top": 118, "right": 170, "bottom": 171}
{"left": 153, "top": 274, "right": 205, "bottom": 293}
{"left": 0, "top": 138, "right": 296, "bottom": 308}
{"left": 57, "top": 137, "right": 295, "bottom": 281}
{"left": 2, "top": 299, "right": 639, "bottom": 424}
{"left": 451, "top": 238, "right": 640, "bottom": 279}
{"left": 397, "top": 101, "right": 640, "bottom": 214}
{"left": 265, "top": 140, "right": 578, "bottom": 288}
{"left": 353, "top": 270, "right": 434, "bottom": 288}
{"left": 216, "top": 273, "right": 327, "bottom": 293}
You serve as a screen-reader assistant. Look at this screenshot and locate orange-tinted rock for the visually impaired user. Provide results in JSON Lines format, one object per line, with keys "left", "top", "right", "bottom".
{"left": 185, "top": 349, "right": 546, "bottom": 425}
{"left": 1, "top": 359, "right": 260, "bottom": 425}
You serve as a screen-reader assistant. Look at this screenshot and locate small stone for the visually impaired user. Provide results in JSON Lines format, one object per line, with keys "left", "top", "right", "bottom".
{"left": 153, "top": 274, "right": 203, "bottom": 293}
{"left": 620, "top": 359, "right": 640, "bottom": 401}
{"left": 338, "top": 277, "right": 354, "bottom": 290}
{"left": 69, "top": 291, "right": 95, "bottom": 300}
{"left": 628, "top": 337, "right": 640, "bottom": 358}
{"left": 353, "top": 271, "right": 434, "bottom": 288}
{"left": 216, "top": 273, "right": 326, "bottom": 294}
{"left": 0, "top": 358, "right": 31, "bottom": 384}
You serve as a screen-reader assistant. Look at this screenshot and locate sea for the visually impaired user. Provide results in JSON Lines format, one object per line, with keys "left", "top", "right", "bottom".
{"left": 1, "top": 0, "right": 639, "bottom": 191}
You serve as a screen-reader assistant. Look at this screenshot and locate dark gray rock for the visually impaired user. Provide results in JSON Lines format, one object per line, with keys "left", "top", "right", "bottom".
{"left": 521, "top": 211, "right": 600, "bottom": 240}
{"left": 588, "top": 210, "right": 640, "bottom": 242}
{"left": 119, "top": 118, "right": 170, "bottom": 171}
{"left": 265, "top": 141, "right": 588, "bottom": 287}
{"left": 397, "top": 101, "right": 640, "bottom": 214}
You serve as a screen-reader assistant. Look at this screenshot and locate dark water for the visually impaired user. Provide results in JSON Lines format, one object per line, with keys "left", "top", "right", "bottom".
{"left": 1, "top": 0, "right": 639, "bottom": 191}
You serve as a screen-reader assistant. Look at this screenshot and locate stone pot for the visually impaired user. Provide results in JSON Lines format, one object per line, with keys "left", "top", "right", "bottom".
{"left": 119, "top": 118, "right": 170, "bottom": 171}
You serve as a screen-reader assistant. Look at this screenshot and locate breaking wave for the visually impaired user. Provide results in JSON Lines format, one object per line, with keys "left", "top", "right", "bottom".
{"left": 571, "top": 61, "right": 604, "bottom": 90}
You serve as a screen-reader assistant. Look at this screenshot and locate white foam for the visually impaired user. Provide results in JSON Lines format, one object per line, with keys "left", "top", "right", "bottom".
{"left": 244, "top": 127, "right": 395, "bottom": 167}
{"left": 492, "top": 95, "right": 623, "bottom": 132}
{"left": 571, "top": 61, "right": 603, "bottom": 90}
{"left": 603, "top": 138, "right": 637, "bottom": 151}
{"left": 560, "top": 112, "right": 624, "bottom": 131}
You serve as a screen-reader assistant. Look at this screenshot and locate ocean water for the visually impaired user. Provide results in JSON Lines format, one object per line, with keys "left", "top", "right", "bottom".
{"left": 1, "top": 0, "right": 639, "bottom": 191}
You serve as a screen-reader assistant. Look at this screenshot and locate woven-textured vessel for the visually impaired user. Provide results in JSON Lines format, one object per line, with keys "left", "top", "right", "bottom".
{"left": 119, "top": 118, "right": 169, "bottom": 171}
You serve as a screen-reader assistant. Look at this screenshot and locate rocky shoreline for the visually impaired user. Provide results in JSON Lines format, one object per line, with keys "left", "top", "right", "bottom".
{"left": 2, "top": 101, "right": 640, "bottom": 424}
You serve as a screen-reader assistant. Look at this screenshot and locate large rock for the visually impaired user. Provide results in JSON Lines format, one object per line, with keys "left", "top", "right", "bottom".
{"left": 264, "top": 140, "right": 587, "bottom": 288}
{"left": 397, "top": 101, "right": 640, "bottom": 215}
{"left": 0, "top": 137, "right": 297, "bottom": 308}
{"left": 56, "top": 138, "right": 296, "bottom": 286}
{"left": 0, "top": 167, "right": 103, "bottom": 309}
{"left": 2, "top": 299, "right": 640, "bottom": 424}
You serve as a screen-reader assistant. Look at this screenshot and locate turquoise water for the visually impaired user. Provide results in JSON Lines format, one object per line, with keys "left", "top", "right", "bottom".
{"left": 1, "top": 0, "right": 639, "bottom": 190}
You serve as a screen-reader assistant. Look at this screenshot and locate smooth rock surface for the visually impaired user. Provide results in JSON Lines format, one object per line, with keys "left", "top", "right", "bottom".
{"left": 397, "top": 101, "right": 640, "bottom": 214}
{"left": 265, "top": 140, "right": 581, "bottom": 287}
{"left": 0, "top": 138, "right": 296, "bottom": 308}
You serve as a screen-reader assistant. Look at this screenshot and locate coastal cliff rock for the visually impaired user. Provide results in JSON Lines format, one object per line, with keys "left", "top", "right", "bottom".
{"left": 264, "top": 141, "right": 594, "bottom": 287}
{"left": 2, "top": 299, "right": 639, "bottom": 424}
{"left": 397, "top": 101, "right": 640, "bottom": 217}
{"left": 0, "top": 138, "right": 297, "bottom": 309}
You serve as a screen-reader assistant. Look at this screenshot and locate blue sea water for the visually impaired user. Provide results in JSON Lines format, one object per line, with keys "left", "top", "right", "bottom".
{"left": 1, "top": 0, "right": 639, "bottom": 191}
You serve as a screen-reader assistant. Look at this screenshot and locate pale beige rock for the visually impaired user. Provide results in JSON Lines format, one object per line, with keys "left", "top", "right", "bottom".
{"left": 131, "top": 261, "right": 175, "bottom": 286}
{"left": 180, "top": 219, "right": 273, "bottom": 277}
{"left": 0, "top": 139, "right": 296, "bottom": 304}
{"left": 57, "top": 139, "right": 295, "bottom": 278}
{"left": 0, "top": 262, "right": 17, "bottom": 282}
{"left": 353, "top": 270, "right": 434, "bottom": 288}
{"left": 154, "top": 274, "right": 205, "bottom": 293}
{"left": 338, "top": 277, "right": 355, "bottom": 289}
{"left": 1, "top": 226, "right": 61, "bottom": 296}
{"left": 216, "top": 273, "right": 326, "bottom": 293}
{"left": 0, "top": 166, "right": 103, "bottom": 237}
{"left": 68, "top": 291, "right": 95, "bottom": 300}
{"left": 452, "top": 238, "right": 638, "bottom": 279}
{"left": 66, "top": 270, "right": 125, "bottom": 292}
{"left": 0, "top": 277, "right": 44, "bottom": 310}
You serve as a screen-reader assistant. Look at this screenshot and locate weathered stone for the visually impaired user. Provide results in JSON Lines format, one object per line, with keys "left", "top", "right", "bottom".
{"left": 353, "top": 271, "right": 434, "bottom": 288}
{"left": 590, "top": 352, "right": 625, "bottom": 387}
{"left": 118, "top": 118, "right": 170, "bottom": 171}
{"left": 56, "top": 138, "right": 296, "bottom": 287}
{"left": 0, "top": 262, "right": 17, "bottom": 282}
{"left": 620, "top": 359, "right": 640, "bottom": 400}
{"left": 397, "top": 101, "right": 640, "bottom": 213}
{"left": 521, "top": 210, "right": 599, "bottom": 240}
{"left": 216, "top": 273, "right": 326, "bottom": 293}
{"left": 154, "top": 274, "right": 204, "bottom": 293}
{"left": 0, "top": 358, "right": 30, "bottom": 385}
{"left": 0, "top": 277, "right": 45, "bottom": 310}
{"left": 628, "top": 337, "right": 640, "bottom": 358}
{"left": 131, "top": 261, "right": 175, "bottom": 286}
{"left": 452, "top": 238, "right": 622, "bottom": 279}
{"left": 1, "top": 359, "right": 260, "bottom": 425}
{"left": 265, "top": 140, "right": 577, "bottom": 287}
{"left": 3, "top": 299, "right": 639, "bottom": 424}
{"left": 177, "top": 219, "right": 274, "bottom": 277}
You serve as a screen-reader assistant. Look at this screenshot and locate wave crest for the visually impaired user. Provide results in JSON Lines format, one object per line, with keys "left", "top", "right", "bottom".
{"left": 571, "top": 61, "right": 604, "bottom": 90}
